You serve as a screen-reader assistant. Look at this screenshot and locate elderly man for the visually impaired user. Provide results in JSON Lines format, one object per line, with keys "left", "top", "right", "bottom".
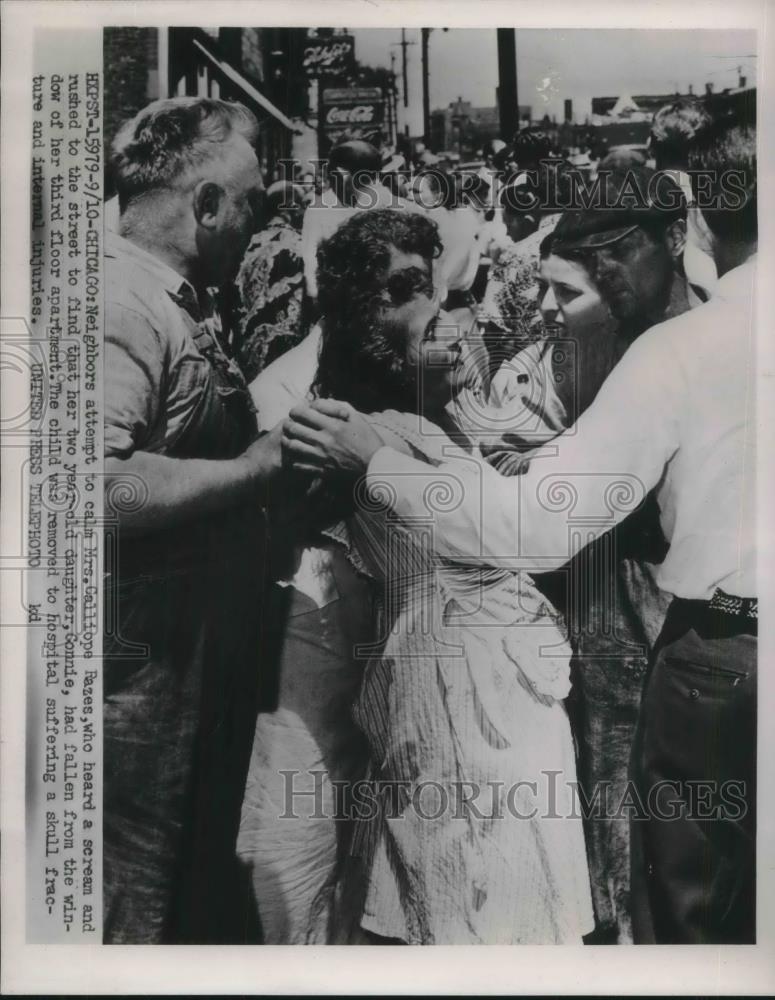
{"left": 103, "top": 97, "right": 281, "bottom": 943}
{"left": 283, "top": 119, "right": 758, "bottom": 945}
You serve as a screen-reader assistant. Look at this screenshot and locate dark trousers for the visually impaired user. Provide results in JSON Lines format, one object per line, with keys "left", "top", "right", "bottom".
{"left": 631, "top": 604, "right": 757, "bottom": 944}
{"left": 103, "top": 512, "right": 266, "bottom": 944}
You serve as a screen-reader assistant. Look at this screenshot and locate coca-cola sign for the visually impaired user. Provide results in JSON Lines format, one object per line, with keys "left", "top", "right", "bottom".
{"left": 302, "top": 35, "right": 355, "bottom": 77}
{"left": 322, "top": 87, "right": 384, "bottom": 132}
{"left": 325, "top": 104, "right": 381, "bottom": 125}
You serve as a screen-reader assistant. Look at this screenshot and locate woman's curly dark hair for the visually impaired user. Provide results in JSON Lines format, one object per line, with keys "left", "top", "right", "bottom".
{"left": 313, "top": 209, "right": 443, "bottom": 415}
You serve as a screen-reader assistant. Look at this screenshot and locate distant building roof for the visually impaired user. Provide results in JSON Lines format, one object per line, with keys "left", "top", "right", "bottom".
{"left": 592, "top": 85, "right": 756, "bottom": 128}
{"left": 610, "top": 93, "right": 642, "bottom": 116}
{"left": 592, "top": 92, "right": 683, "bottom": 116}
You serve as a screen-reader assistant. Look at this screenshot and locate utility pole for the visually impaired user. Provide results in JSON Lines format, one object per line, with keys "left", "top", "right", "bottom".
{"left": 390, "top": 50, "right": 398, "bottom": 145}
{"left": 391, "top": 30, "right": 416, "bottom": 139}
{"left": 392, "top": 29, "right": 415, "bottom": 109}
{"left": 317, "top": 75, "right": 328, "bottom": 163}
{"left": 496, "top": 28, "right": 519, "bottom": 141}
{"left": 421, "top": 28, "right": 431, "bottom": 144}
{"left": 400, "top": 28, "right": 409, "bottom": 107}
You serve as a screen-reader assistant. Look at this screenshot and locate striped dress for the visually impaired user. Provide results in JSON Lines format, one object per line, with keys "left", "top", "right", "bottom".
{"left": 333, "top": 410, "right": 594, "bottom": 944}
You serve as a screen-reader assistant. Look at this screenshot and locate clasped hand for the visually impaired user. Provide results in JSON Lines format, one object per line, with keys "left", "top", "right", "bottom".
{"left": 281, "top": 398, "right": 384, "bottom": 476}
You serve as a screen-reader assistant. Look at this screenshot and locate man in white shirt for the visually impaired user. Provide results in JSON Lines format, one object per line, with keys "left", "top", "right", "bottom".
{"left": 649, "top": 98, "right": 719, "bottom": 303}
{"left": 281, "top": 121, "right": 758, "bottom": 944}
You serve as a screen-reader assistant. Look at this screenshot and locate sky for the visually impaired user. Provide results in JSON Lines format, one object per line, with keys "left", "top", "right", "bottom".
{"left": 350, "top": 28, "right": 756, "bottom": 133}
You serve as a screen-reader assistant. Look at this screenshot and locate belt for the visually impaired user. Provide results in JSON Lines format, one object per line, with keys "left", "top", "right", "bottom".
{"left": 708, "top": 589, "right": 758, "bottom": 620}
{"left": 665, "top": 588, "right": 757, "bottom": 642}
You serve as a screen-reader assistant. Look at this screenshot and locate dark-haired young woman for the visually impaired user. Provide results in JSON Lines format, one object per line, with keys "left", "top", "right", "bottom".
{"left": 307, "top": 209, "right": 594, "bottom": 944}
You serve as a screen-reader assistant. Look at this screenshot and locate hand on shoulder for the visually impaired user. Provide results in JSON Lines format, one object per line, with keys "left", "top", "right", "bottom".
{"left": 281, "top": 398, "right": 384, "bottom": 475}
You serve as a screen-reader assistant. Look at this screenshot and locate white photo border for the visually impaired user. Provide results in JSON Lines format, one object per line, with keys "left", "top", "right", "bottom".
{"left": 2, "top": 0, "right": 773, "bottom": 993}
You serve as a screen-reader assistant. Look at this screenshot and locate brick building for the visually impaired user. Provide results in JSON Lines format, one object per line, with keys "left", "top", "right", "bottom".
{"left": 104, "top": 28, "right": 160, "bottom": 152}
{"left": 104, "top": 27, "right": 309, "bottom": 193}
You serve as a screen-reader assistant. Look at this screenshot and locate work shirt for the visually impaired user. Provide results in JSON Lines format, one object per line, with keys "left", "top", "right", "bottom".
{"left": 104, "top": 231, "right": 252, "bottom": 459}
{"left": 365, "top": 257, "right": 756, "bottom": 600}
{"left": 102, "top": 230, "right": 263, "bottom": 943}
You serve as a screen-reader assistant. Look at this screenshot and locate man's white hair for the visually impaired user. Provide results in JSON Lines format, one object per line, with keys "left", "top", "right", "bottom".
{"left": 111, "top": 97, "right": 258, "bottom": 209}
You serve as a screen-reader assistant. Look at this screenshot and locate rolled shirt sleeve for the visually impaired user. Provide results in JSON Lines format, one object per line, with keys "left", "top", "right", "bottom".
{"left": 104, "top": 306, "right": 166, "bottom": 459}
{"left": 364, "top": 327, "right": 682, "bottom": 572}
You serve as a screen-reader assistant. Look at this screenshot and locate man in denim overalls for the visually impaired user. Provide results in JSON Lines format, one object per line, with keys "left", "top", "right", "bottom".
{"left": 103, "top": 97, "right": 281, "bottom": 943}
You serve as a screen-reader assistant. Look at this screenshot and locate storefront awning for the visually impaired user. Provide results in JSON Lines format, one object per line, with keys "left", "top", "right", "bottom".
{"left": 192, "top": 38, "right": 300, "bottom": 132}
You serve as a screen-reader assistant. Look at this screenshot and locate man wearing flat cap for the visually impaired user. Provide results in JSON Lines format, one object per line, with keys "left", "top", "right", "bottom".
{"left": 550, "top": 162, "right": 692, "bottom": 346}
{"left": 531, "top": 163, "right": 692, "bottom": 944}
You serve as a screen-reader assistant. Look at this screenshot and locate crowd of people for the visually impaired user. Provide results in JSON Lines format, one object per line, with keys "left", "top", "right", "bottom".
{"left": 102, "top": 93, "right": 757, "bottom": 946}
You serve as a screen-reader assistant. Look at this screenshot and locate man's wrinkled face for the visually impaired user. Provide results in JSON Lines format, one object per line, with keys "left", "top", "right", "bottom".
{"left": 593, "top": 226, "right": 673, "bottom": 323}
{"left": 198, "top": 136, "right": 263, "bottom": 286}
{"left": 223, "top": 139, "right": 263, "bottom": 260}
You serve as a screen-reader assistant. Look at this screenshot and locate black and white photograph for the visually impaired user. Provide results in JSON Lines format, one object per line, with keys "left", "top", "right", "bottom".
{"left": 1, "top": 0, "right": 773, "bottom": 994}
{"left": 99, "top": 21, "right": 758, "bottom": 947}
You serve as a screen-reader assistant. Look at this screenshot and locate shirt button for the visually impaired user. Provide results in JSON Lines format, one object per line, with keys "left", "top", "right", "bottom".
{"left": 689, "top": 687, "right": 700, "bottom": 700}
